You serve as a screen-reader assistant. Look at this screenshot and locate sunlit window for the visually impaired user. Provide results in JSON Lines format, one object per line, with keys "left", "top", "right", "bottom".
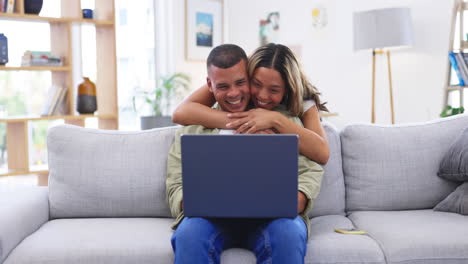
{"left": 115, "top": 0, "right": 156, "bottom": 131}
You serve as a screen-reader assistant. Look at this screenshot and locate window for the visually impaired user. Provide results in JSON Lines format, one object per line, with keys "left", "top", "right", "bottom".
{"left": 115, "top": 0, "right": 156, "bottom": 130}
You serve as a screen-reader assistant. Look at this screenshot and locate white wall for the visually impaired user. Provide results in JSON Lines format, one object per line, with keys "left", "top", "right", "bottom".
{"left": 171, "top": 0, "right": 209, "bottom": 94}
{"left": 171, "top": 0, "right": 454, "bottom": 125}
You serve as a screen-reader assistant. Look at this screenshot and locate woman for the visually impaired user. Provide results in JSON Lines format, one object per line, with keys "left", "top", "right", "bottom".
{"left": 173, "top": 43, "right": 330, "bottom": 165}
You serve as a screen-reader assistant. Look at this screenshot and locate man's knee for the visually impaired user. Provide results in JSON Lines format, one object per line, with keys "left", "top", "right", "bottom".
{"left": 265, "top": 218, "right": 307, "bottom": 247}
{"left": 174, "top": 217, "right": 218, "bottom": 245}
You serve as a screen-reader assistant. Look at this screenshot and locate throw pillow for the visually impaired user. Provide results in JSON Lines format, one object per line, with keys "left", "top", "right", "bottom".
{"left": 437, "top": 127, "right": 468, "bottom": 182}
{"left": 434, "top": 182, "right": 468, "bottom": 215}
{"left": 435, "top": 126, "right": 468, "bottom": 215}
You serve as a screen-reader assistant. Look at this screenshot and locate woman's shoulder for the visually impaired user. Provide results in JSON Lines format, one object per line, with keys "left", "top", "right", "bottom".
{"left": 303, "top": 99, "right": 316, "bottom": 112}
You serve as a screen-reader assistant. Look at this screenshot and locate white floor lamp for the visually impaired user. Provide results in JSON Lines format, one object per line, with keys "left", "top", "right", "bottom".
{"left": 353, "top": 8, "right": 414, "bottom": 124}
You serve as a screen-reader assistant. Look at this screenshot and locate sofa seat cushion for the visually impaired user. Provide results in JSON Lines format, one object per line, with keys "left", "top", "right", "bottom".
{"left": 4, "top": 218, "right": 175, "bottom": 264}
{"left": 307, "top": 215, "right": 385, "bottom": 264}
{"left": 222, "top": 215, "right": 386, "bottom": 264}
{"left": 4, "top": 216, "right": 385, "bottom": 264}
{"left": 349, "top": 210, "right": 468, "bottom": 264}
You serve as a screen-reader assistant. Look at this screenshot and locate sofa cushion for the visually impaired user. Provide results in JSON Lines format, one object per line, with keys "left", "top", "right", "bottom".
{"left": 48, "top": 125, "right": 179, "bottom": 218}
{"left": 308, "top": 122, "right": 346, "bottom": 218}
{"left": 342, "top": 115, "right": 468, "bottom": 211}
{"left": 307, "top": 215, "right": 385, "bottom": 264}
{"left": 221, "top": 249, "right": 256, "bottom": 264}
{"left": 0, "top": 187, "right": 49, "bottom": 263}
{"left": 3, "top": 216, "right": 385, "bottom": 264}
{"left": 434, "top": 182, "right": 468, "bottom": 215}
{"left": 349, "top": 210, "right": 468, "bottom": 264}
{"left": 3, "top": 218, "right": 175, "bottom": 264}
{"left": 221, "top": 215, "right": 386, "bottom": 264}
{"left": 438, "top": 126, "right": 468, "bottom": 182}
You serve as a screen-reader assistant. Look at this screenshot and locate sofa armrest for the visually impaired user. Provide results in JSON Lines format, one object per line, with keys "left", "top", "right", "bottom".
{"left": 0, "top": 186, "right": 49, "bottom": 263}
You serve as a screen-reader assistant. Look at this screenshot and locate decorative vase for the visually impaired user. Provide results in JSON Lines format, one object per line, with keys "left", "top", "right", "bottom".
{"left": 77, "top": 77, "right": 97, "bottom": 114}
{"left": 24, "top": 0, "right": 43, "bottom": 15}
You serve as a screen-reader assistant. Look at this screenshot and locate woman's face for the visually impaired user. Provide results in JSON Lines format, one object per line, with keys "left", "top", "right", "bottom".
{"left": 250, "top": 67, "right": 286, "bottom": 110}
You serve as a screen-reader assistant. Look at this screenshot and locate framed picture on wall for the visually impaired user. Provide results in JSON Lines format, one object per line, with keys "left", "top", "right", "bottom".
{"left": 185, "top": 0, "right": 223, "bottom": 61}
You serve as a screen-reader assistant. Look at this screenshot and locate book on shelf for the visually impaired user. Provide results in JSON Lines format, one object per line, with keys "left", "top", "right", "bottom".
{"left": 5, "top": 0, "right": 14, "bottom": 13}
{"left": 0, "top": 0, "right": 4, "bottom": 13}
{"left": 21, "top": 51, "right": 64, "bottom": 67}
{"left": 449, "top": 51, "right": 465, "bottom": 86}
{"left": 41, "top": 85, "right": 68, "bottom": 116}
{"left": 455, "top": 52, "right": 468, "bottom": 84}
{"left": 51, "top": 88, "right": 69, "bottom": 115}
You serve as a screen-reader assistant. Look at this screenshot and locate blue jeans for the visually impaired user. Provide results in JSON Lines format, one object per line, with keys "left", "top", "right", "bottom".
{"left": 171, "top": 216, "right": 307, "bottom": 264}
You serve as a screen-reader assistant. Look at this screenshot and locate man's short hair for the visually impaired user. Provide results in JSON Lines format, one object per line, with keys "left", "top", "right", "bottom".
{"left": 206, "top": 44, "right": 247, "bottom": 69}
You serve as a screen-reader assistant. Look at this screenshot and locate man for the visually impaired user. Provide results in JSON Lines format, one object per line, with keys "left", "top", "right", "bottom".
{"left": 166, "top": 44, "right": 323, "bottom": 264}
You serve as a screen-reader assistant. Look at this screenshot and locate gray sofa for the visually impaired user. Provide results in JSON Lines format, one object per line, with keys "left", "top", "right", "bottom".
{"left": 1, "top": 114, "right": 468, "bottom": 264}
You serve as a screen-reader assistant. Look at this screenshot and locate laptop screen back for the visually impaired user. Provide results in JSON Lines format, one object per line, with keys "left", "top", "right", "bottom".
{"left": 181, "top": 134, "right": 298, "bottom": 219}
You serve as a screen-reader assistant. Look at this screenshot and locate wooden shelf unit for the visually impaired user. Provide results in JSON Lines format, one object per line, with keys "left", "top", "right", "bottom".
{"left": 0, "top": 0, "right": 119, "bottom": 178}
{"left": 443, "top": 0, "right": 468, "bottom": 110}
{"left": 0, "top": 66, "right": 71, "bottom": 71}
{"left": 0, "top": 12, "right": 114, "bottom": 25}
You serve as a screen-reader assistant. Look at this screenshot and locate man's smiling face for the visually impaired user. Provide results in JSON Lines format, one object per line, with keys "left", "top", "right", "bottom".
{"left": 207, "top": 59, "right": 250, "bottom": 113}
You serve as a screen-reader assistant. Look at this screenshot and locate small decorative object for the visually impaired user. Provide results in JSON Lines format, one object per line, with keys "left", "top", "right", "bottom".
{"left": 133, "top": 73, "right": 190, "bottom": 129}
{"left": 24, "top": 0, "right": 43, "bottom": 15}
{"left": 21, "top": 51, "right": 63, "bottom": 67}
{"left": 77, "top": 77, "right": 97, "bottom": 114}
{"left": 82, "top": 9, "right": 93, "bottom": 19}
{"left": 259, "top": 12, "right": 279, "bottom": 45}
{"left": 185, "top": 0, "right": 223, "bottom": 61}
{"left": 0, "top": 33, "right": 8, "bottom": 65}
{"left": 311, "top": 6, "right": 328, "bottom": 29}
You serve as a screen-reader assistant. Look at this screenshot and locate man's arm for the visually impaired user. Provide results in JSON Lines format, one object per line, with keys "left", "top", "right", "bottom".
{"left": 297, "top": 155, "right": 323, "bottom": 215}
{"left": 166, "top": 129, "right": 184, "bottom": 218}
{"left": 297, "top": 191, "right": 307, "bottom": 214}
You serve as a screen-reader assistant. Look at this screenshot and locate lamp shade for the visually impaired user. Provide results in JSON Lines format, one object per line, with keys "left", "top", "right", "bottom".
{"left": 353, "top": 7, "right": 414, "bottom": 51}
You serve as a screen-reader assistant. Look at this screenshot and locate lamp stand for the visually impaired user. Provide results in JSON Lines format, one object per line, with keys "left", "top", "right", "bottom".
{"left": 371, "top": 49, "right": 395, "bottom": 124}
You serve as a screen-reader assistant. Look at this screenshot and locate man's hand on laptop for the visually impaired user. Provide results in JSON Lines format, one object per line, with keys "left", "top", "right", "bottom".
{"left": 298, "top": 192, "right": 307, "bottom": 214}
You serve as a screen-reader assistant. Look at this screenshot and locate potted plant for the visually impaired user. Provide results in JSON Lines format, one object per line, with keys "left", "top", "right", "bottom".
{"left": 133, "top": 73, "right": 191, "bottom": 129}
{"left": 440, "top": 105, "right": 465, "bottom": 118}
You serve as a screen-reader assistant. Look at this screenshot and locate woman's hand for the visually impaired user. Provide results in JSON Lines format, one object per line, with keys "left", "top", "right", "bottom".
{"left": 226, "top": 108, "right": 281, "bottom": 134}
{"left": 253, "top": 128, "right": 277, "bottom": 134}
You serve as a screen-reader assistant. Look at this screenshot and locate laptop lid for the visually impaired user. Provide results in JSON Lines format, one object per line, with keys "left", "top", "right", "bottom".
{"left": 181, "top": 134, "right": 298, "bottom": 219}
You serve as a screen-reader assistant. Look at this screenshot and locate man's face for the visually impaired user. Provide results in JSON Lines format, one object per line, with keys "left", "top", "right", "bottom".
{"left": 207, "top": 60, "right": 250, "bottom": 113}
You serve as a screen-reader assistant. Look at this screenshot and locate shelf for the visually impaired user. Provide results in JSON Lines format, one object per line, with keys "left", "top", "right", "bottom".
{"left": 447, "top": 85, "right": 468, "bottom": 91}
{"left": 461, "top": 41, "right": 468, "bottom": 50}
{"left": 79, "top": 18, "right": 114, "bottom": 26}
{"left": 0, "top": 168, "right": 48, "bottom": 177}
{"left": 0, "top": 114, "right": 117, "bottom": 123}
{"left": 0, "top": 13, "right": 114, "bottom": 25}
{"left": 0, "top": 66, "right": 70, "bottom": 71}
{"left": 320, "top": 112, "right": 339, "bottom": 118}
{"left": 30, "top": 164, "right": 48, "bottom": 173}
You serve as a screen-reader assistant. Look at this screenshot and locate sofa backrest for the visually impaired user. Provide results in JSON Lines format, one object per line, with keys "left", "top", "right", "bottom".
{"left": 48, "top": 122, "right": 346, "bottom": 219}
{"left": 48, "top": 125, "right": 178, "bottom": 219}
{"left": 308, "top": 121, "right": 345, "bottom": 218}
{"left": 341, "top": 114, "right": 468, "bottom": 212}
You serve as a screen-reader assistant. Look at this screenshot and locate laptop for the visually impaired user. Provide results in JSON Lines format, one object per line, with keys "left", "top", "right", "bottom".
{"left": 181, "top": 134, "right": 298, "bottom": 219}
